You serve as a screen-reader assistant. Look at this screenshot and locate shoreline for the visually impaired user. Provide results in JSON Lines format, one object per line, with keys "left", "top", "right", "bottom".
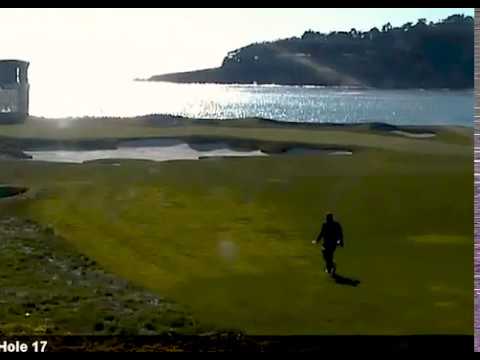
{"left": 23, "top": 113, "right": 475, "bottom": 128}
{"left": 137, "top": 78, "right": 475, "bottom": 90}
{"left": 140, "top": 78, "right": 475, "bottom": 92}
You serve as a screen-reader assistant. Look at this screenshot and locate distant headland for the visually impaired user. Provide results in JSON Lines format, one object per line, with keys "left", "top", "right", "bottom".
{"left": 145, "top": 14, "right": 473, "bottom": 89}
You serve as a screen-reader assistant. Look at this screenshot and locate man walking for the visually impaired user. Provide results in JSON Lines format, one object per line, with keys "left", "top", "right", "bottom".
{"left": 313, "top": 213, "right": 344, "bottom": 275}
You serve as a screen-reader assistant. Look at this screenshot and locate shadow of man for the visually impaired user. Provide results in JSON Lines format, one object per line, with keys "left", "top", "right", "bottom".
{"left": 331, "top": 273, "right": 361, "bottom": 287}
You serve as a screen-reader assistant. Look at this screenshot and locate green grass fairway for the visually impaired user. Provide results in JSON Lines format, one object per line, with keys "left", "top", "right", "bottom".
{"left": 0, "top": 118, "right": 473, "bottom": 335}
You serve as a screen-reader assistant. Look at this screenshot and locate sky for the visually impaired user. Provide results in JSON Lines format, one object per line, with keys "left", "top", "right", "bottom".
{"left": 0, "top": 8, "right": 474, "bottom": 85}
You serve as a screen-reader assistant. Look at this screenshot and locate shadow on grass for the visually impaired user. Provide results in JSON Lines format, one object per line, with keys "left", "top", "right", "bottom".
{"left": 332, "top": 273, "right": 361, "bottom": 287}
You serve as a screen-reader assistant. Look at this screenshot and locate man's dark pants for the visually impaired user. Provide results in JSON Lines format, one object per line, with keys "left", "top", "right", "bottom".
{"left": 322, "top": 245, "right": 336, "bottom": 273}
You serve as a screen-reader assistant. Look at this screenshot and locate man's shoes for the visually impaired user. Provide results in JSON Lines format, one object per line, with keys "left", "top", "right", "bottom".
{"left": 331, "top": 264, "right": 337, "bottom": 276}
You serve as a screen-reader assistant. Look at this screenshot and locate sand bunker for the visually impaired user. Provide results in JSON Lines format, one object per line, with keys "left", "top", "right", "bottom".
{"left": 26, "top": 140, "right": 267, "bottom": 164}
{"left": 25, "top": 139, "right": 354, "bottom": 163}
{"left": 391, "top": 130, "right": 436, "bottom": 138}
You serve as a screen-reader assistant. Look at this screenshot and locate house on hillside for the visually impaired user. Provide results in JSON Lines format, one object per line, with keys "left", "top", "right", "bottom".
{"left": 0, "top": 60, "right": 29, "bottom": 123}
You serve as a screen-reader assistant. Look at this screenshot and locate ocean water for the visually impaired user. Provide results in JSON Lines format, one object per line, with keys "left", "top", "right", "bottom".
{"left": 29, "top": 80, "right": 474, "bottom": 126}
